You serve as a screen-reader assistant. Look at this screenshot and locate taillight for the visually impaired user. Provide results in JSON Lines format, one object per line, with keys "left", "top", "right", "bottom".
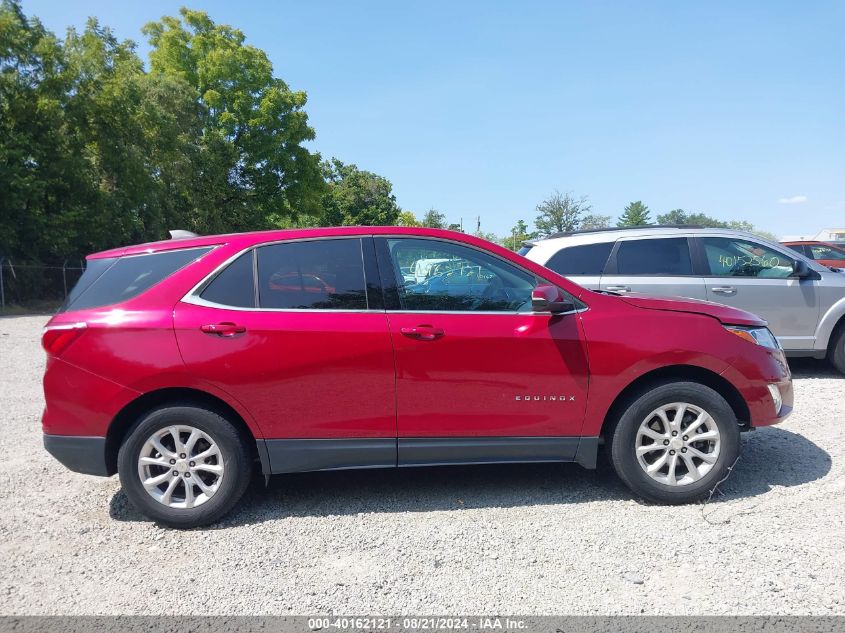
{"left": 42, "top": 322, "right": 87, "bottom": 357}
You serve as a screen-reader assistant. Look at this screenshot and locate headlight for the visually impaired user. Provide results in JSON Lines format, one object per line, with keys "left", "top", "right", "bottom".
{"left": 724, "top": 325, "right": 780, "bottom": 350}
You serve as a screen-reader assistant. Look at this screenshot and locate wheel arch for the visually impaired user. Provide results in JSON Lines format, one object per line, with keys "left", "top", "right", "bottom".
{"left": 599, "top": 365, "right": 750, "bottom": 441}
{"left": 815, "top": 296, "right": 845, "bottom": 352}
{"left": 826, "top": 312, "right": 845, "bottom": 353}
{"left": 104, "top": 387, "right": 258, "bottom": 476}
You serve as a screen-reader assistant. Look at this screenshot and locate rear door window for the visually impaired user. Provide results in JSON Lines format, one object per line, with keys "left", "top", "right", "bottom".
{"left": 545, "top": 242, "right": 613, "bottom": 275}
{"left": 256, "top": 239, "right": 367, "bottom": 310}
{"left": 615, "top": 238, "right": 693, "bottom": 275}
{"left": 63, "top": 247, "right": 211, "bottom": 311}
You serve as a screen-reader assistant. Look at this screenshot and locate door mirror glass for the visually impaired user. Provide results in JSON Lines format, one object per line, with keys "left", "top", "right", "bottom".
{"left": 531, "top": 285, "right": 573, "bottom": 314}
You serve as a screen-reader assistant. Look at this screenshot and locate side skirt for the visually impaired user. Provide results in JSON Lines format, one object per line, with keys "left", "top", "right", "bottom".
{"left": 397, "top": 437, "right": 580, "bottom": 467}
{"left": 258, "top": 436, "right": 600, "bottom": 475}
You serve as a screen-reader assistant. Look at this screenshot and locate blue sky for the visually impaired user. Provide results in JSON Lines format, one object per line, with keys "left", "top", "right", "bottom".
{"left": 21, "top": 1, "right": 845, "bottom": 237}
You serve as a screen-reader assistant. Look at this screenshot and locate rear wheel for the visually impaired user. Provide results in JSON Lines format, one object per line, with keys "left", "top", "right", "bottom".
{"left": 117, "top": 405, "right": 252, "bottom": 528}
{"left": 607, "top": 381, "right": 741, "bottom": 504}
{"left": 828, "top": 324, "right": 845, "bottom": 375}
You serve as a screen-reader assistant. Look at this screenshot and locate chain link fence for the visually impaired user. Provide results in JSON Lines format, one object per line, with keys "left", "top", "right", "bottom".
{"left": 0, "top": 257, "right": 86, "bottom": 311}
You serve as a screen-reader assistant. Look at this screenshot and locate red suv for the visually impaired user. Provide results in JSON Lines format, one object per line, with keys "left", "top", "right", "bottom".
{"left": 42, "top": 227, "right": 793, "bottom": 527}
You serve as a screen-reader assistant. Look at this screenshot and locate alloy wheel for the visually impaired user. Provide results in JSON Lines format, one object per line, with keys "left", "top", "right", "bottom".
{"left": 635, "top": 402, "right": 721, "bottom": 486}
{"left": 137, "top": 425, "right": 224, "bottom": 509}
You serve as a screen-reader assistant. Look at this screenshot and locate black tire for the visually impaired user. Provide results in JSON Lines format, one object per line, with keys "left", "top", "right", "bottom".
{"left": 117, "top": 404, "right": 252, "bottom": 528}
{"left": 828, "top": 324, "right": 845, "bottom": 375}
{"left": 607, "top": 381, "right": 741, "bottom": 504}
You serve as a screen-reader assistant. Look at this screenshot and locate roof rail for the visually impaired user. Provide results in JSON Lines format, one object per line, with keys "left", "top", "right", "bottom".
{"left": 546, "top": 224, "right": 705, "bottom": 239}
{"left": 168, "top": 230, "right": 200, "bottom": 240}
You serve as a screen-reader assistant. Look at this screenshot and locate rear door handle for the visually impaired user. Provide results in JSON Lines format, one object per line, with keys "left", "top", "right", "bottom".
{"left": 200, "top": 322, "right": 246, "bottom": 337}
{"left": 711, "top": 286, "right": 737, "bottom": 295}
{"left": 605, "top": 285, "right": 631, "bottom": 293}
{"left": 400, "top": 325, "right": 444, "bottom": 341}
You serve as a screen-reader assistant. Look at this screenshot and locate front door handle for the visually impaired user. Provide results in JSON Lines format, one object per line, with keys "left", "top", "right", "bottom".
{"left": 400, "top": 325, "right": 445, "bottom": 341}
{"left": 200, "top": 322, "right": 246, "bottom": 337}
{"left": 605, "top": 285, "right": 631, "bottom": 293}
{"left": 711, "top": 286, "right": 737, "bottom": 295}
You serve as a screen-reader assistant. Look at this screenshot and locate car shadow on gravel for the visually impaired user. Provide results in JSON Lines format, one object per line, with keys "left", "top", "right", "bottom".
{"left": 108, "top": 427, "right": 831, "bottom": 528}
{"left": 788, "top": 357, "right": 843, "bottom": 379}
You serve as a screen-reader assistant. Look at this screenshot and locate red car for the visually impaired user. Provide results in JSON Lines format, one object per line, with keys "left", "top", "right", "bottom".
{"left": 782, "top": 240, "right": 845, "bottom": 269}
{"left": 42, "top": 227, "right": 792, "bottom": 527}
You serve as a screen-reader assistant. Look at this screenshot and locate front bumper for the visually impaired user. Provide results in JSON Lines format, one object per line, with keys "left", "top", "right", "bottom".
{"left": 720, "top": 346, "right": 794, "bottom": 428}
{"left": 43, "top": 434, "right": 110, "bottom": 476}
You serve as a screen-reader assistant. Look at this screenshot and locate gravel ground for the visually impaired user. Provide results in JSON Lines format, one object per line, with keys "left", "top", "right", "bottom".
{"left": 0, "top": 314, "right": 843, "bottom": 615}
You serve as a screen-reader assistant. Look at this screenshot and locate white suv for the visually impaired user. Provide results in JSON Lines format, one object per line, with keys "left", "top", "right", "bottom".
{"left": 521, "top": 226, "right": 845, "bottom": 373}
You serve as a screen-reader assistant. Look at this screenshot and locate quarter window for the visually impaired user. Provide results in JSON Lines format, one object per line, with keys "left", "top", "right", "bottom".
{"left": 256, "top": 239, "right": 367, "bottom": 310}
{"left": 545, "top": 242, "right": 613, "bottom": 276}
{"left": 701, "top": 237, "right": 796, "bottom": 278}
{"left": 62, "top": 247, "right": 211, "bottom": 311}
{"left": 386, "top": 238, "right": 537, "bottom": 312}
{"left": 200, "top": 251, "right": 256, "bottom": 308}
{"left": 615, "top": 238, "right": 693, "bottom": 275}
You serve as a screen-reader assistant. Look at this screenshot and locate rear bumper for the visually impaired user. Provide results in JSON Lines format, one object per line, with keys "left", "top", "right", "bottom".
{"left": 43, "top": 434, "right": 110, "bottom": 477}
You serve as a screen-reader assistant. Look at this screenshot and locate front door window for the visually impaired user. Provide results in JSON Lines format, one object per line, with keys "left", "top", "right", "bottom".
{"left": 385, "top": 238, "right": 537, "bottom": 312}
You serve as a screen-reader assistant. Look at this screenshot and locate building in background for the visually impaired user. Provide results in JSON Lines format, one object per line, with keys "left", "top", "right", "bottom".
{"left": 782, "top": 228, "right": 845, "bottom": 242}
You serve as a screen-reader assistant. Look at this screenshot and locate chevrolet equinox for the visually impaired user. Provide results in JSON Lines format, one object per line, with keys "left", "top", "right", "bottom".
{"left": 42, "top": 227, "right": 793, "bottom": 527}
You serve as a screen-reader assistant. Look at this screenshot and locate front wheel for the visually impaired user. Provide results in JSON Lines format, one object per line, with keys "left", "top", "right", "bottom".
{"left": 117, "top": 405, "right": 252, "bottom": 528}
{"left": 828, "top": 325, "right": 845, "bottom": 375}
{"left": 607, "top": 381, "right": 741, "bottom": 504}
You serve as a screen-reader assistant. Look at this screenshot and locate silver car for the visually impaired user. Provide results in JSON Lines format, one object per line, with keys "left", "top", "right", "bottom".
{"left": 521, "top": 226, "right": 845, "bottom": 373}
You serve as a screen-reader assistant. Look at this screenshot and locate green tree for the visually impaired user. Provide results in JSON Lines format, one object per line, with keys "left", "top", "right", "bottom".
{"left": 396, "top": 210, "right": 421, "bottom": 227}
{"left": 473, "top": 230, "right": 501, "bottom": 245}
{"left": 727, "top": 220, "right": 778, "bottom": 242}
{"left": 654, "top": 209, "right": 777, "bottom": 239}
{"left": 580, "top": 214, "right": 612, "bottom": 230}
{"left": 421, "top": 209, "right": 447, "bottom": 228}
{"left": 656, "top": 208, "right": 728, "bottom": 227}
{"left": 534, "top": 191, "right": 591, "bottom": 237}
{"left": 618, "top": 201, "right": 651, "bottom": 227}
{"left": 142, "top": 8, "right": 324, "bottom": 233}
{"left": 0, "top": 0, "right": 72, "bottom": 260}
{"left": 503, "top": 219, "right": 537, "bottom": 250}
{"left": 0, "top": 2, "right": 197, "bottom": 261}
{"left": 320, "top": 159, "right": 400, "bottom": 226}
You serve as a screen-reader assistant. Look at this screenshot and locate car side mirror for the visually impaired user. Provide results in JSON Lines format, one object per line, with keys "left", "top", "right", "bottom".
{"left": 531, "top": 285, "right": 574, "bottom": 314}
{"left": 792, "top": 259, "right": 814, "bottom": 279}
